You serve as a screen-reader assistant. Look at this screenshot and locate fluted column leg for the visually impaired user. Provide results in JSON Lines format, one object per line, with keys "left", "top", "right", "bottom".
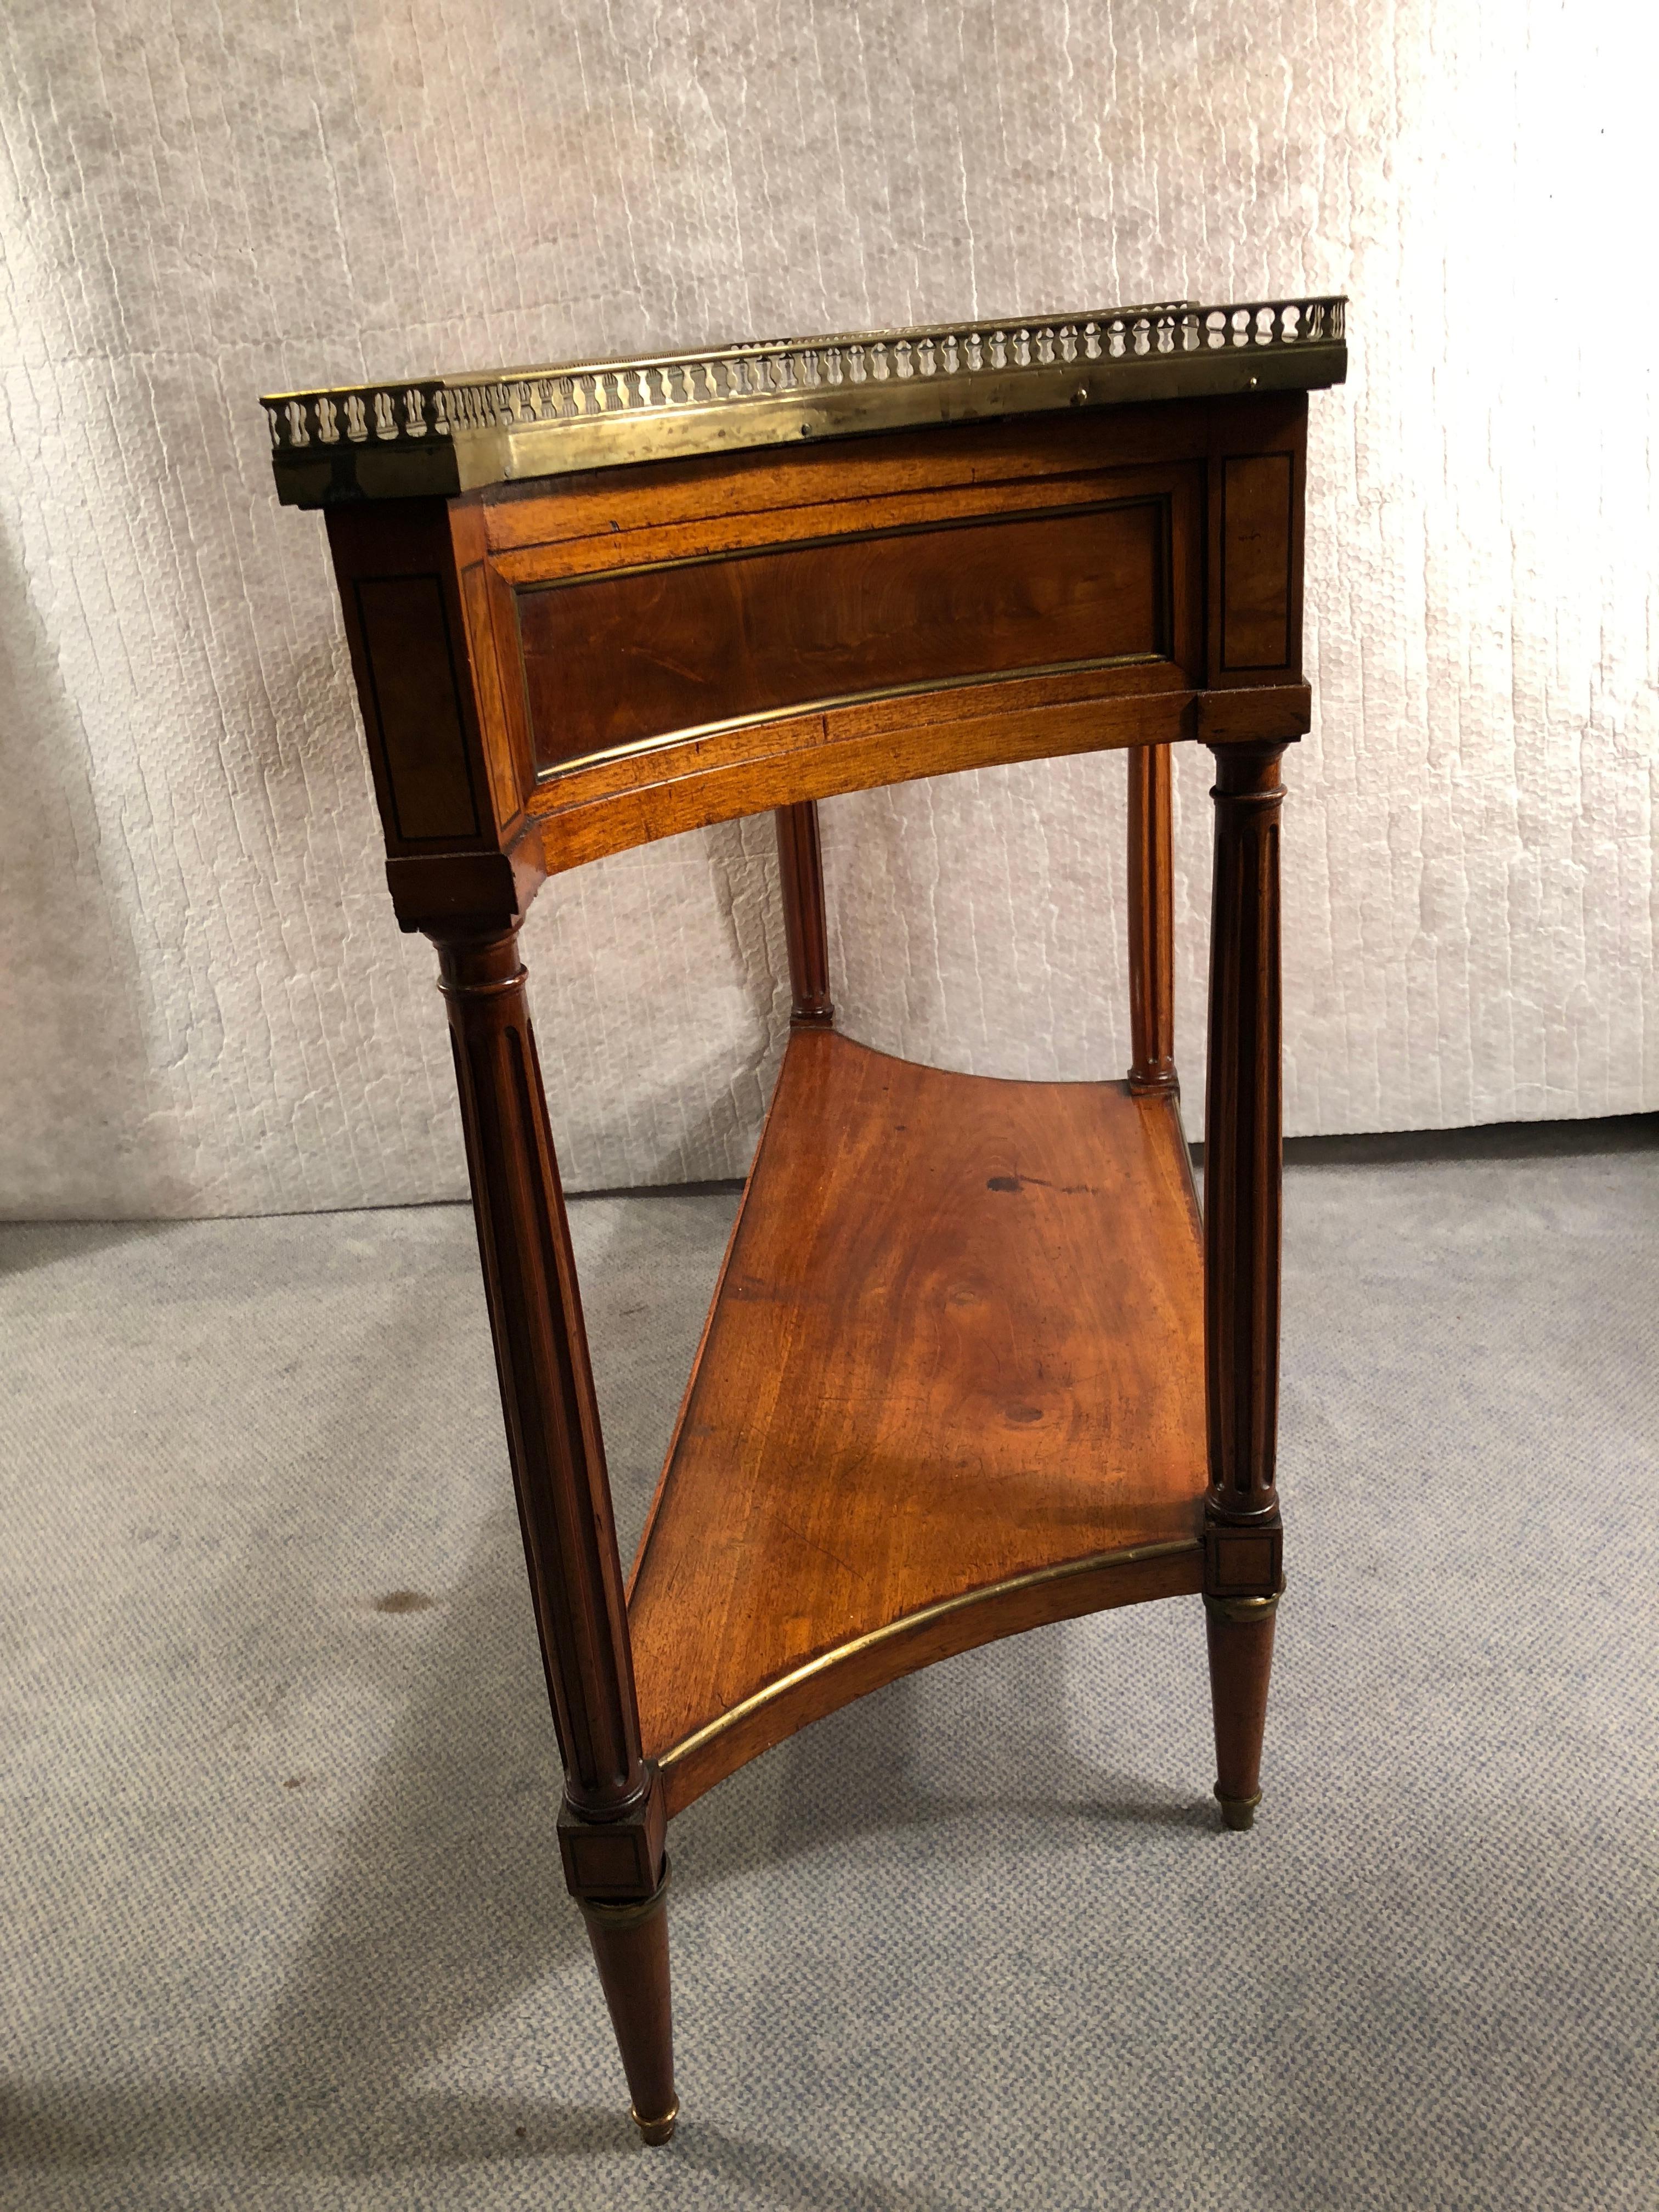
{"left": 1200, "top": 740, "right": 1289, "bottom": 1831}
{"left": 775, "top": 800, "right": 833, "bottom": 1024}
{"left": 431, "top": 923, "right": 677, "bottom": 2142}
{"left": 1127, "top": 742, "right": 1178, "bottom": 1096}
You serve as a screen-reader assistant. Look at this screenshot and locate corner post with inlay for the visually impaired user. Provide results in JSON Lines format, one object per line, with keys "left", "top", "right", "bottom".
{"left": 1201, "top": 737, "right": 1290, "bottom": 1830}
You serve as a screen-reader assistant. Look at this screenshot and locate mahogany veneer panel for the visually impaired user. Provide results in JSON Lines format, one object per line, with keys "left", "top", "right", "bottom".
{"left": 628, "top": 1029, "right": 1207, "bottom": 1812}
{"left": 518, "top": 497, "right": 1171, "bottom": 768}
{"left": 352, "top": 573, "right": 481, "bottom": 842}
{"left": 1221, "top": 453, "right": 1294, "bottom": 671}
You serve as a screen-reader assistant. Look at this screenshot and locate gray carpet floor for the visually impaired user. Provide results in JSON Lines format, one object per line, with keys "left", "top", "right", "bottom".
{"left": 1, "top": 1119, "right": 1655, "bottom": 2210}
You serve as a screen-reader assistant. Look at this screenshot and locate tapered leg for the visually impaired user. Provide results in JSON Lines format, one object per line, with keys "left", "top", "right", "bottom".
{"left": 432, "top": 922, "right": 678, "bottom": 2141}
{"left": 581, "top": 1873, "right": 678, "bottom": 2141}
{"left": 1200, "top": 740, "right": 1289, "bottom": 1829}
{"left": 1205, "top": 1598, "right": 1278, "bottom": 1827}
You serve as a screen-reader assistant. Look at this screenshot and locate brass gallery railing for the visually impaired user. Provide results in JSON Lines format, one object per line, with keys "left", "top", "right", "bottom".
{"left": 262, "top": 296, "right": 1347, "bottom": 504}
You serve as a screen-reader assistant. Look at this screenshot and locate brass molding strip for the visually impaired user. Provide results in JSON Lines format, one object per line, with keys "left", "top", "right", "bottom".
{"left": 529, "top": 651, "right": 1177, "bottom": 788}
{"left": 653, "top": 1535, "right": 1201, "bottom": 1782}
{"left": 261, "top": 297, "right": 1347, "bottom": 506}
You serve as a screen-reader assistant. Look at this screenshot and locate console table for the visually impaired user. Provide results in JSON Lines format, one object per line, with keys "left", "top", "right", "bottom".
{"left": 263, "top": 296, "right": 1347, "bottom": 2143}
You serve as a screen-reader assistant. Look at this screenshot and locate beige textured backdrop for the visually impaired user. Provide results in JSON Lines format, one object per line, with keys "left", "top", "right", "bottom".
{"left": 2, "top": 1, "right": 1654, "bottom": 1219}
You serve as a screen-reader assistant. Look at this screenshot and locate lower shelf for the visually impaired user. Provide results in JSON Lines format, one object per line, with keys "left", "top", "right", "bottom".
{"left": 627, "top": 1028, "right": 1207, "bottom": 1812}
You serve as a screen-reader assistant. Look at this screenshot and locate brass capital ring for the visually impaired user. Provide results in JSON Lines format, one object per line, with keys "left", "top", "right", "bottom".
{"left": 577, "top": 1855, "right": 671, "bottom": 1931}
{"left": 1203, "top": 1589, "right": 1283, "bottom": 1624}
{"left": 435, "top": 964, "right": 528, "bottom": 1002}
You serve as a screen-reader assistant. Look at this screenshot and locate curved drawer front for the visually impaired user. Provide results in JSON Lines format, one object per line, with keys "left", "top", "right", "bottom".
{"left": 518, "top": 495, "right": 1175, "bottom": 771}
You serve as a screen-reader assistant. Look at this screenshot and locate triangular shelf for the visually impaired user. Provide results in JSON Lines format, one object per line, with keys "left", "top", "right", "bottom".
{"left": 627, "top": 1030, "right": 1207, "bottom": 1813}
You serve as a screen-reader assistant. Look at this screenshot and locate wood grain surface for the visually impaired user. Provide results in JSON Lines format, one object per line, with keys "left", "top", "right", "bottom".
{"left": 627, "top": 1028, "right": 1207, "bottom": 1811}
{"left": 1220, "top": 454, "right": 1295, "bottom": 671}
{"left": 518, "top": 498, "right": 1169, "bottom": 767}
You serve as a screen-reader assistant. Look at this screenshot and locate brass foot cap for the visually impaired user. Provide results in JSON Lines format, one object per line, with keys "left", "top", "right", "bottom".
{"left": 631, "top": 2098, "right": 679, "bottom": 2146}
{"left": 1216, "top": 1786, "right": 1263, "bottom": 1831}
